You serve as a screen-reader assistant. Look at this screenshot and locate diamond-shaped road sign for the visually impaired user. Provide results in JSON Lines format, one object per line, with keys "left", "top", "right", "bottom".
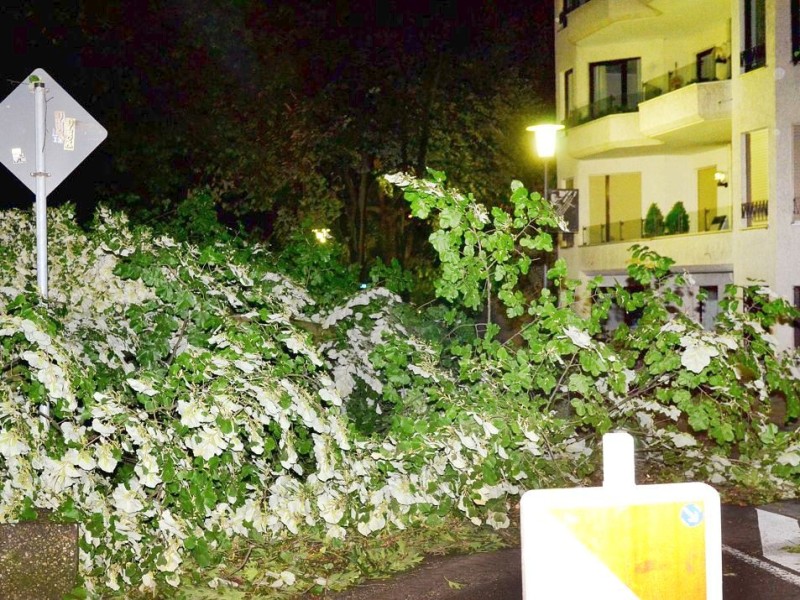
{"left": 0, "top": 68, "right": 107, "bottom": 194}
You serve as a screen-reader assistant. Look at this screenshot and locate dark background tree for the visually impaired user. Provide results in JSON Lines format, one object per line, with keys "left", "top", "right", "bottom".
{"left": 1, "top": 0, "right": 553, "bottom": 275}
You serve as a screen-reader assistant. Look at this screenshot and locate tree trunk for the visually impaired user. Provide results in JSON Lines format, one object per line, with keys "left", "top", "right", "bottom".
{"left": 415, "top": 53, "right": 444, "bottom": 176}
{"left": 357, "top": 154, "right": 372, "bottom": 273}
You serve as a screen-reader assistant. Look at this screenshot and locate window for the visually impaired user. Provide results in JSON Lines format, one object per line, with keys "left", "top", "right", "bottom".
{"left": 564, "top": 69, "right": 574, "bottom": 122}
{"left": 590, "top": 58, "right": 641, "bottom": 119}
{"left": 742, "top": 0, "right": 766, "bottom": 72}
{"left": 697, "top": 48, "right": 716, "bottom": 81}
{"left": 594, "top": 285, "right": 643, "bottom": 334}
{"left": 793, "top": 0, "right": 800, "bottom": 64}
{"left": 587, "top": 173, "right": 642, "bottom": 244}
{"left": 697, "top": 286, "right": 720, "bottom": 330}
{"left": 697, "top": 166, "right": 720, "bottom": 231}
{"left": 742, "top": 129, "right": 769, "bottom": 225}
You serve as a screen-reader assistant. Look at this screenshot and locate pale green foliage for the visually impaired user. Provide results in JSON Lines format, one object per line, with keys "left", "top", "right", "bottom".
{"left": 386, "top": 171, "right": 800, "bottom": 500}
{"left": 384, "top": 169, "right": 562, "bottom": 319}
{"left": 0, "top": 204, "right": 579, "bottom": 598}
{"left": 2, "top": 177, "right": 800, "bottom": 599}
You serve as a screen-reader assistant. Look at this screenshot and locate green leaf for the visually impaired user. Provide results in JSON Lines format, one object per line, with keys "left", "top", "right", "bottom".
{"left": 439, "top": 206, "right": 462, "bottom": 229}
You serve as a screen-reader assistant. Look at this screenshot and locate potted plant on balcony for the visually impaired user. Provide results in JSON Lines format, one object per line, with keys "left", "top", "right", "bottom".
{"left": 643, "top": 203, "right": 665, "bottom": 237}
{"left": 665, "top": 201, "right": 690, "bottom": 234}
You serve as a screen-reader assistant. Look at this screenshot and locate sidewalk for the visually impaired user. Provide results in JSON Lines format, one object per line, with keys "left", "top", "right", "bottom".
{"left": 327, "top": 501, "right": 800, "bottom": 600}
{"left": 327, "top": 547, "right": 522, "bottom": 600}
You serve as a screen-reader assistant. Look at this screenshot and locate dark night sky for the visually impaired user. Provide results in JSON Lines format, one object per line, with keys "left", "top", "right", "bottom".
{"left": 0, "top": 1, "right": 554, "bottom": 217}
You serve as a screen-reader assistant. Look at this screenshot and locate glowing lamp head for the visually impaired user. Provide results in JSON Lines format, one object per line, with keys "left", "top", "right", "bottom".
{"left": 526, "top": 123, "right": 565, "bottom": 158}
{"left": 312, "top": 228, "right": 332, "bottom": 244}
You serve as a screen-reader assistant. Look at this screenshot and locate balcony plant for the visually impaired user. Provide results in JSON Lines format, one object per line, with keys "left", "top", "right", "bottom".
{"left": 665, "top": 201, "right": 690, "bottom": 234}
{"left": 643, "top": 203, "right": 665, "bottom": 237}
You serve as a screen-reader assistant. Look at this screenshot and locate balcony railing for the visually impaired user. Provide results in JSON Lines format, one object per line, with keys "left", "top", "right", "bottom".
{"left": 641, "top": 59, "right": 731, "bottom": 101}
{"left": 581, "top": 207, "right": 732, "bottom": 246}
{"left": 741, "top": 200, "right": 768, "bottom": 225}
{"left": 558, "top": 0, "right": 592, "bottom": 26}
{"left": 741, "top": 44, "right": 766, "bottom": 73}
{"left": 794, "top": 197, "right": 800, "bottom": 221}
{"left": 565, "top": 58, "right": 731, "bottom": 129}
{"left": 565, "top": 92, "right": 643, "bottom": 128}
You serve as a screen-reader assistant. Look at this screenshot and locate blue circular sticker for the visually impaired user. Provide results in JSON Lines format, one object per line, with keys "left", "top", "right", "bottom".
{"left": 680, "top": 503, "right": 704, "bottom": 527}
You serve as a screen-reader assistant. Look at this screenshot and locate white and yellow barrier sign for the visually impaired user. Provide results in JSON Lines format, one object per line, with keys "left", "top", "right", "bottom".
{"left": 520, "top": 432, "right": 721, "bottom": 599}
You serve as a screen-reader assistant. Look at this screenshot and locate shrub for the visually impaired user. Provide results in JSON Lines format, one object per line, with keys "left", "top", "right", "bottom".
{"left": 665, "top": 201, "right": 690, "bottom": 234}
{"left": 643, "top": 203, "right": 664, "bottom": 237}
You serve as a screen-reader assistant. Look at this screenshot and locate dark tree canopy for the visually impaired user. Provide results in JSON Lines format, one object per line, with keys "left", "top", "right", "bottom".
{"left": 1, "top": 1, "right": 553, "bottom": 270}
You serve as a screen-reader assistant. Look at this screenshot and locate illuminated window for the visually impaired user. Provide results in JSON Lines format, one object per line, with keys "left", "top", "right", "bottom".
{"left": 742, "top": 129, "right": 769, "bottom": 226}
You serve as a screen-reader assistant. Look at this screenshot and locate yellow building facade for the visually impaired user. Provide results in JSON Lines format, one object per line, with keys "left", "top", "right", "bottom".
{"left": 554, "top": 0, "right": 800, "bottom": 349}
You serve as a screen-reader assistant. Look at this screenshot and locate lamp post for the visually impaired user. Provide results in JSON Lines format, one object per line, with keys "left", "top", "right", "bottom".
{"left": 526, "top": 123, "right": 564, "bottom": 201}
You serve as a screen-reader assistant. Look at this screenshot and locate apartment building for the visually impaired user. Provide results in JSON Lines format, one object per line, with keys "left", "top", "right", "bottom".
{"left": 552, "top": 0, "right": 800, "bottom": 348}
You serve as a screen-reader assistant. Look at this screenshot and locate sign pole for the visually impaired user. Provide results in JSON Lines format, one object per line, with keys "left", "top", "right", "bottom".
{"left": 0, "top": 68, "right": 107, "bottom": 294}
{"left": 602, "top": 431, "right": 635, "bottom": 488}
{"left": 33, "top": 81, "right": 48, "bottom": 298}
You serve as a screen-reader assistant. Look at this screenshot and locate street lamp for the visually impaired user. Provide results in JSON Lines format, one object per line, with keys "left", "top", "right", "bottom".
{"left": 526, "top": 123, "right": 564, "bottom": 201}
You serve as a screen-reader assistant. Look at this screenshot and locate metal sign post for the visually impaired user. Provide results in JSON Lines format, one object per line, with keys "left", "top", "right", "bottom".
{"left": 0, "top": 69, "right": 108, "bottom": 298}
{"left": 33, "top": 82, "right": 48, "bottom": 297}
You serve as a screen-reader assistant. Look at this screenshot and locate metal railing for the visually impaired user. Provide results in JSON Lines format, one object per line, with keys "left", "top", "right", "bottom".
{"left": 741, "top": 200, "right": 768, "bottom": 224}
{"left": 581, "top": 207, "right": 732, "bottom": 246}
{"left": 565, "top": 92, "right": 644, "bottom": 128}
{"left": 558, "top": 0, "right": 592, "bottom": 27}
{"left": 741, "top": 44, "right": 766, "bottom": 72}
{"left": 564, "top": 0, "right": 591, "bottom": 11}
{"left": 641, "top": 59, "right": 731, "bottom": 101}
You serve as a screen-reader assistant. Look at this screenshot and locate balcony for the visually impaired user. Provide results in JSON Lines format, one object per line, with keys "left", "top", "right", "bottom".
{"left": 559, "top": 0, "right": 592, "bottom": 27}
{"left": 564, "top": 107, "right": 661, "bottom": 159}
{"left": 559, "top": 0, "right": 660, "bottom": 44}
{"left": 581, "top": 206, "right": 731, "bottom": 246}
{"left": 565, "top": 92, "right": 643, "bottom": 129}
{"left": 638, "top": 80, "right": 732, "bottom": 147}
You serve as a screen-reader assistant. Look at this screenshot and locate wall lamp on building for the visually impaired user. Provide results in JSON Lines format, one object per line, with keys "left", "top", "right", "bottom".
{"left": 714, "top": 171, "right": 728, "bottom": 187}
{"left": 527, "top": 123, "right": 565, "bottom": 201}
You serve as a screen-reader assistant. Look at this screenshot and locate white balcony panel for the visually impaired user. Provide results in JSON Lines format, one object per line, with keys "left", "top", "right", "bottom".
{"left": 562, "top": 0, "right": 730, "bottom": 46}
{"left": 639, "top": 81, "right": 732, "bottom": 147}
{"left": 565, "top": 112, "right": 661, "bottom": 159}
{"left": 563, "top": 229, "right": 733, "bottom": 276}
{"left": 565, "top": 0, "right": 660, "bottom": 45}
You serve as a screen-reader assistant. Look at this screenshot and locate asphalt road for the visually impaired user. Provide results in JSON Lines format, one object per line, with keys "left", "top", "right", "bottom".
{"left": 330, "top": 501, "right": 800, "bottom": 600}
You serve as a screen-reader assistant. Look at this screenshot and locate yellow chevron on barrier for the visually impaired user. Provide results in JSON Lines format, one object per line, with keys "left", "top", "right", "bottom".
{"left": 520, "top": 432, "right": 722, "bottom": 600}
{"left": 551, "top": 501, "right": 707, "bottom": 599}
